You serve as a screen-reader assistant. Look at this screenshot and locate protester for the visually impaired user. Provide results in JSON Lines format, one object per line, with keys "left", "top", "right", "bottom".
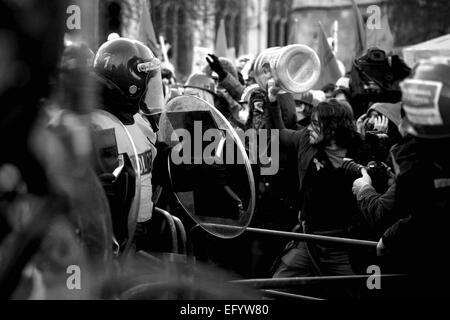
{"left": 240, "top": 84, "right": 267, "bottom": 130}
{"left": 321, "top": 83, "right": 336, "bottom": 99}
{"left": 351, "top": 101, "right": 406, "bottom": 234}
{"left": 292, "top": 92, "right": 313, "bottom": 128}
{"left": 265, "top": 78, "right": 370, "bottom": 297}
{"left": 356, "top": 102, "right": 402, "bottom": 138}
{"left": 352, "top": 150, "right": 400, "bottom": 238}
{"left": 184, "top": 72, "right": 216, "bottom": 106}
{"left": 204, "top": 54, "right": 245, "bottom": 102}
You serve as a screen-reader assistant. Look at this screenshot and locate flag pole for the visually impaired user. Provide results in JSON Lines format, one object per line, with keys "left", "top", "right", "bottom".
{"left": 159, "top": 35, "right": 169, "bottom": 64}
{"left": 332, "top": 20, "right": 339, "bottom": 55}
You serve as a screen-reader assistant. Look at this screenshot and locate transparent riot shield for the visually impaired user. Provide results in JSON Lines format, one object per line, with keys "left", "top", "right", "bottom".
{"left": 159, "top": 95, "right": 255, "bottom": 238}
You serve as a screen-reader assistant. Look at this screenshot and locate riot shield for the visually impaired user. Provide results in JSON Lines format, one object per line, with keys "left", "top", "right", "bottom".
{"left": 159, "top": 95, "right": 255, "bottom": 238}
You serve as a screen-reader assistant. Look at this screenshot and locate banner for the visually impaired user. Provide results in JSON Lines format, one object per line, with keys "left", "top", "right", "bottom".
{"left": 138, "top": 0, "right": 159, "bottom": 56}
{"left": 367, "top": 13, "right": 394, "bottom": 54}
{"left": 402, "top": 34, "right": 450, "bottom": 67}
{"left": 351, "top": 0, "right": 367, "bottom": 58}
{"left": 288, "top": 18, "right": 299, "bottom": 45}
{"left": 314, "top": 22, "right": 342, "bottom": 89}
{"left": 215, "top": 19, "right": 228, "bottom": 58}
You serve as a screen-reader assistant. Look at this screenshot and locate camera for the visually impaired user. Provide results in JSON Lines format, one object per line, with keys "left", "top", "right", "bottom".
{"left": 365, "top": 131, "right": 391, "bottom": 163}
{"left": 342, "top": 131, "right": 392, "bottom": 193}
{"left": 349, "top": 47, "right": 410, "bottom": 118}
{"left": 364, "top": 131, "right": 392, "bottom": 193}
{"left": 365, "top": 160, "right": 390, "bottom": 193}
{"left": 342, "top": 157, "right": 390, "bottom": 194}
{"left": 367, "top": 48, "right": 386, "bottom": 62}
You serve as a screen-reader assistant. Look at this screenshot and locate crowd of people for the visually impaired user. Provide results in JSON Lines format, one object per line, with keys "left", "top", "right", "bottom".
{"left": 1, "top": 1, "right": 450, "bottom": 300}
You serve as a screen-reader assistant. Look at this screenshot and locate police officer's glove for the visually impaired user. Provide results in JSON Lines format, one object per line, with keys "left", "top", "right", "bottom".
{"left": 99, "top": 173, "right": 117, "bottom": 198}
{"left": 152, "top": 141, "right": 172, "bottom": 189}
{"left": 206, "top": 54, "right": 227, "bottom": 81}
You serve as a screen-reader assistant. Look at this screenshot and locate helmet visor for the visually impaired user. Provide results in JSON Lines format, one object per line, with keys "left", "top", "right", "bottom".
{"left": 140, "top": 58, "right": 166, "bottom": 116}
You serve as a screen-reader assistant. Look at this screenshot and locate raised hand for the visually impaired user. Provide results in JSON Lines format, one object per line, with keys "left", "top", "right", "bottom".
{"left": 267, "top": 78, "right": 281, "bottom": 103}
{"left": 352, "top": 167, "right": 372, "bottom": 195}
{"left": 356, "top": 114, "right": 369, "bottom": 135}
{"left": 373, "top": 115, "right": 389, "bottom": 133}
{"left": 206, "top": 54, "right": 227, "bottom": 80}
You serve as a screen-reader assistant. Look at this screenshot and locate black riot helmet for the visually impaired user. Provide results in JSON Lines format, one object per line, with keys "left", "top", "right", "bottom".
{"left": 93, "top": 38, "right": 164, "bottom": 114}
{"left": 400, "top": 57, "right": 450, "bottom": 139}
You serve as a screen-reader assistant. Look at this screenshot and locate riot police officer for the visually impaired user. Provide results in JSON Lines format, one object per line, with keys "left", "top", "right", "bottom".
{"left": 377, "top": 57, "right": 450, "bottom": 299}
{"left": 90, "top": 37, "right": 165, "bottom": 253}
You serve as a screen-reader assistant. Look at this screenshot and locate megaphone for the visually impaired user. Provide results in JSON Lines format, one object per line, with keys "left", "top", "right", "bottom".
{"left": 253, "top": 44, "right": 321, "bottom": 94}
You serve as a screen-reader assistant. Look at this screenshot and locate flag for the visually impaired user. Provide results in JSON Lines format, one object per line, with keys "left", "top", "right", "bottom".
{"left": 314, "top": 22, "right": 342, "bottom": 90}
{"left": 215, "top": 19, "right": 228, "bottom": 58}
{"left": 239, "top": 42, "right": 245, "bottom": 57}
{"left": 138, "top": 0, "right": 159, "bottom": 56}
{"left": 288, "top": 18, "right": 299, "bottom": 45}
{"left": 366, "top": 13, "right": 394, "bottom": 54}
{"left": 351, "top": 0, "right": 367, "bottom": 58}
{"left": 227, "top": 47, "right": 236, "bottom": 62}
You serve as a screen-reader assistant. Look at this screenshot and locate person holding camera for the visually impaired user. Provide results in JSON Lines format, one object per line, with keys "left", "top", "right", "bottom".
{"left": 356, "top": 102, "right": 403, "bottom": 145}
{"left": 351, "top": 150, "right": 404, "bottom": 240}
{"left": 266, "top": 80, "right": 370, "bottom": 297}
{"left": 348, "top": 102, "right": 403, "bottom": 195}
{"left": 351, "top": 101, "right": 407, "bottom": 237}
{"left": 370, "top": 57, "right": 450, "bottom": 298}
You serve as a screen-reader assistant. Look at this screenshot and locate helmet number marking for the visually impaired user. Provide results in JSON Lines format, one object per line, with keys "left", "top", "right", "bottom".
{"left": 104, "top": 55, "right": 111, "bottom": 69}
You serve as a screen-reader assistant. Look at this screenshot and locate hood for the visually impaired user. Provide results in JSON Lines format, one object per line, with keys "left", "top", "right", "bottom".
{"left": 368, "top": 102, "right": 402, "bottom": 127}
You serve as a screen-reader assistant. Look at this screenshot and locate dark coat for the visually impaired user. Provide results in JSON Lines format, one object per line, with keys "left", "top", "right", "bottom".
{"left": 266, "top": 99, "right": 369, "bottom": 231}
{"left": 356, "top": 182, "right": 405, "bottom": 238}
{"left": 219, "top": 73, "right": 245, "bottom": 102}
{"left": 381, "top": 137, "right": 450, "bottom": 280}
{"left": 267, "top": 100, "right": 368, "bottom": 198}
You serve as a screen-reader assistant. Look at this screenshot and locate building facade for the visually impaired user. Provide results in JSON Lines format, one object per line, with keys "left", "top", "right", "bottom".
{"left": 74, "top": 0, "right": 450, "bottom": 81}
{"left": 143, "top": 0, "right": 390, "bottom": 78}
{"left": 83, "top": 0, "right": 390, "bottom": 80}
{"left": 290, "top": 0, "right": 388, "bottom": 71}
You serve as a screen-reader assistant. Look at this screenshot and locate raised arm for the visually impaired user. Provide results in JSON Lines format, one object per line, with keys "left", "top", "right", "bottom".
{"left": 265, "top": 80, "right": 302, "bottom": 150}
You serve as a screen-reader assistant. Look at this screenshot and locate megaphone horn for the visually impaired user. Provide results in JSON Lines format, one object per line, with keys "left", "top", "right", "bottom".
{"left": 253, "top": 44, "right": 321, "bottom": 94}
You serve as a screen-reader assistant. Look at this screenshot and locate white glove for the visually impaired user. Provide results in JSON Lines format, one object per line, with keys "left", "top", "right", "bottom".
{"left": 352, "top": 168, "right": 372, "bottom": 195}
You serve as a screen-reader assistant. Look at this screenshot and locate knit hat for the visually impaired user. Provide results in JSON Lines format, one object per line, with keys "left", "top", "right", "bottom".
{"left": 293, "top": 90, "right": 325, "bottom": 107}
{"left": 292, "top": 91, "right": 314, "bottom": 107}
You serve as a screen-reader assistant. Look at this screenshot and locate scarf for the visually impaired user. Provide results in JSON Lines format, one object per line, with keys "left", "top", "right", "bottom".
{"left": 324, "top": 146, "right": 347, "bottom": 169}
